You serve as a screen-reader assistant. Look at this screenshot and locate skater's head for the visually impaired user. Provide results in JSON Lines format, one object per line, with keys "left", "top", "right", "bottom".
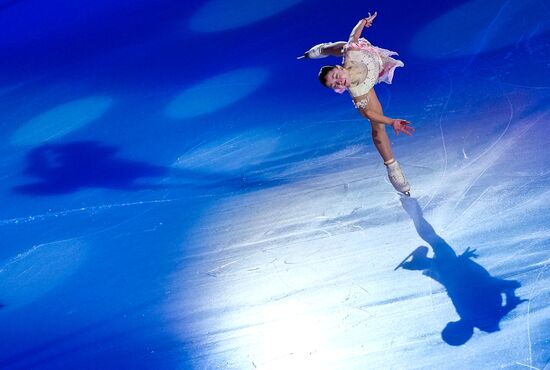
{"left": 319, "top": 65, "right": 350, "bottom": 94}
{"left": 441, "top": 320, "right": 473, "bottom": 346}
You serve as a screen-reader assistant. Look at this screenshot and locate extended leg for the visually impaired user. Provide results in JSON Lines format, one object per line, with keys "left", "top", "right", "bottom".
{"left": 368, "top": 89, "right": 410, "bottom": 194}
{"left": 370, "top": 121, "right": 394, "bottom": 162}
{"left": 367, "top": 89, "right": 393, "bottom": 162}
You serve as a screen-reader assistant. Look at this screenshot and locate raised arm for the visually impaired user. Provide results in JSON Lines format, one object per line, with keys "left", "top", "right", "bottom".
{"left": 349, "top": 12, "right": 377, "bottom": 43}
{"left": 300, "top": 12, "right": 377, "bottom": 59}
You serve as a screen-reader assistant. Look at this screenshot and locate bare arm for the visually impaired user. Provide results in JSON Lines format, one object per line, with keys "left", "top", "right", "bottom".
{"left": 349, "top": 12, "right": 377, "bottom": 42}
{"left": 353, "top": 93, "right": 415, "bottom": 136}
{"left": 361, "top": 107, "right": 393, "bottom": 125}
{"left": 301, "top": 13, "right": 377, "bottom": 59}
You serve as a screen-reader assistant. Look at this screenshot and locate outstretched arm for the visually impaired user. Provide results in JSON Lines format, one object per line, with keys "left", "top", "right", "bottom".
{"left": 353, "top": 94, "right": 414, "bottom": 136}
{"left": 349, "top": 12, "right": 377, "bottom": 42}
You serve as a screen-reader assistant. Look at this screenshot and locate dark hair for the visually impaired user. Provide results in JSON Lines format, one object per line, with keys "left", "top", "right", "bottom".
{"left": 318, "top": 65, "right": 336, "bottom": 87}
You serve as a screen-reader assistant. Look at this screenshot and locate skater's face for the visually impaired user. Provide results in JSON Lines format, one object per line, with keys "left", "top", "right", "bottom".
{"left": 325, "top": 66, "right": 350, "bottom": 93}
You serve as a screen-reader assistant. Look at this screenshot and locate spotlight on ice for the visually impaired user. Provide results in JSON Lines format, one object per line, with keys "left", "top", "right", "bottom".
{"left": 0, "top": 240, "right": 85, "bottom": 310}
{"left": 165, "top": 67, "right": 268, "bottom": 120}
{"left": 189, "top": 0, "right": 303, "bottom": 33}
{"left": 10, "top": 96, "right": 113, "bottom": 146}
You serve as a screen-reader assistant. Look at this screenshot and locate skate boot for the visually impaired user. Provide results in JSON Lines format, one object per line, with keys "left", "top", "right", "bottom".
{"left": 395, "top": 246, "right": 430, "bottom": 270}
{"left": 298, "top": 43, "right": 329, "bottom": 59}
{"left": 400, "top": 246, "right": 430, "bottom": 270}
{"left": 385, "top": 160, "right": 411, "bottom": 196}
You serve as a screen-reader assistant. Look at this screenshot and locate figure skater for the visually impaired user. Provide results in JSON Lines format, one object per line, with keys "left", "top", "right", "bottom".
{"left": 300, "top": 13, "right": 414, "bottom": 195}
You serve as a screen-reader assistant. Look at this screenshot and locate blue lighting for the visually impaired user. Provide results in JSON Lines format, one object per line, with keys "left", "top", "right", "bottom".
{"left": 10, "top": 96, "right": 113, "bottom": 146}
{"left": 0, "top": 240, "right": 85, "bottom": 311}
{"left": 189, "top": 0, "right": 303, "bottom": 32}
{"left": 410, "top": 0, "right": 550, "bottom": 58}
{"left": 1, "top": 1, "right": 548, "bottom": 369}
{"left": 165, "top": 67, "right": 268, "bottom": 119}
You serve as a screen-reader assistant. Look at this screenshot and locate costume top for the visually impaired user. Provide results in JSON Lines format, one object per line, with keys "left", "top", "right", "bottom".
{"left": 343, "top": 38, "right": 404, "bottom": 101}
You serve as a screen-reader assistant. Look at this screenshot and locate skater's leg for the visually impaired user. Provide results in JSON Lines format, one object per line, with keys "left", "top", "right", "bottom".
{"left": 367, "top": 90, "right": 394, "bottom": 163}
{"left": 400, "top": 197, "right": 457, "bottom": 260}
{"left": 371, "top": 122, "right": 394, "bottom": 162}
{"left": 368, "top": 89, "right": 410, "bottom": 194}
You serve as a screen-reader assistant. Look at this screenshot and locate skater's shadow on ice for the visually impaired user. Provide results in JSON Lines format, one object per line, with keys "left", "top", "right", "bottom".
{"left": 13, "top": 141, "right": 286, "bottom": 196}
{"left": 397, "top": 197, "right": 525, "bottom": 346}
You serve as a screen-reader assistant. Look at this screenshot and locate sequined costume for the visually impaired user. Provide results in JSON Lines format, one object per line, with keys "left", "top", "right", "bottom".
{"left": 343, "top": 38, "right": 404, "bottom": 109}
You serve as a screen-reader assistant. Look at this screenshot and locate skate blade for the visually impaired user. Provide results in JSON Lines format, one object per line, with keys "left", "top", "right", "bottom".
{"left": 394, "top": 249, "right": 416, "bottom": 271}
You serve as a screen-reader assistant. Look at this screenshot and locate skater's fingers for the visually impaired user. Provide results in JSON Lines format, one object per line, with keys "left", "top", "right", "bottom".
{"left": 398, "top": 125, "right": 414, "bottom": 136}
{"left": 399, "top": 122, "right": 415, "bottom": 133}
{"left": 365, "top": 12, "right": 377, "bottom": 23}
{"left": 394, "top": 121, "right": 413, "bottom": 136}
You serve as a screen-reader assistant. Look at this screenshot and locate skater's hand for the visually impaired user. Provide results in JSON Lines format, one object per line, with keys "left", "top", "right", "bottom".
{"left": 363, "top": 12, "right": 377, "bottom": 27}
{"left": 392, "top": 119, "right": 415, "bottom": 136}
{"left": 460, "top": 247, "right": 479, "bottom": 259}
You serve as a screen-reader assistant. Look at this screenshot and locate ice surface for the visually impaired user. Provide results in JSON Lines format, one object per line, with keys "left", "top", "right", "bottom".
{"left": 0, "top": 0, "right": 548, "bottom": 369}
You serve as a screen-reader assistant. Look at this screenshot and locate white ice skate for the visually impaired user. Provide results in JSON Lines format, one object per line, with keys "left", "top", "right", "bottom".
{"left": 297, "top": 43, "right": 329, "bottom": 59}
{"left": 385, "top": 160, "right": 411, "bottom": 196}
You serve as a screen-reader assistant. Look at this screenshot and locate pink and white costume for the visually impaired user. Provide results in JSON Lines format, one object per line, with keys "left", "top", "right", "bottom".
{"left": 343, "top": 38, "right": 404, "bottom": 108}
